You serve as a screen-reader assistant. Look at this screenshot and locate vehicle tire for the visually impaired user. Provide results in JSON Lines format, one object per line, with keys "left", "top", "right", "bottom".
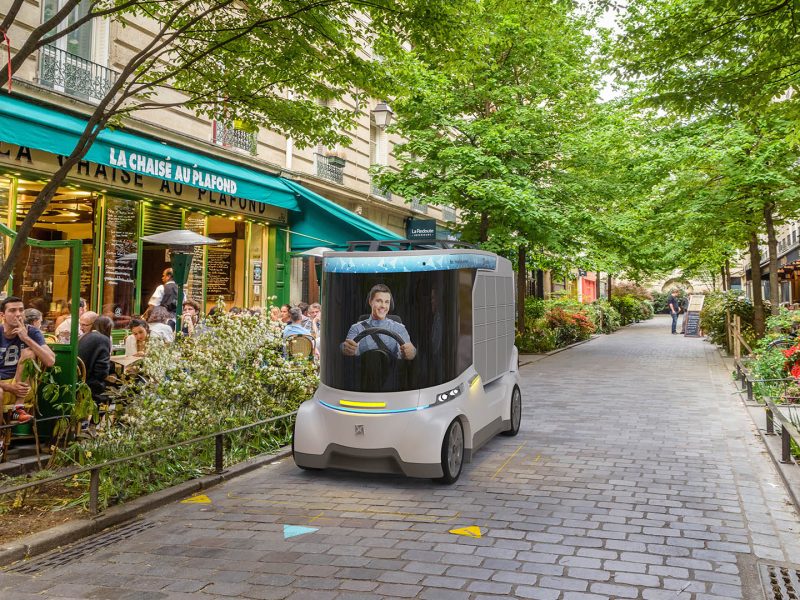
{"left": 501, "top": 385, "right": 522, "bottom": 437}
{"left": 292, "top": 425, "right": 320, "bottom": 471}
{"left": 436, "top": 419, "right": 464, "bottom": 484}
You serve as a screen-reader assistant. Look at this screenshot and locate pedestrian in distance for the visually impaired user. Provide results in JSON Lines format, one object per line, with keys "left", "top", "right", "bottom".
{"left": 668, "top": 289, "right": 680, "bottom": 334}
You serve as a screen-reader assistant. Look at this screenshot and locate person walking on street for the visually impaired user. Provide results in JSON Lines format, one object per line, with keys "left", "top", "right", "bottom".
{"left": 668, "top": 289, "right": 680, "bottom": 334}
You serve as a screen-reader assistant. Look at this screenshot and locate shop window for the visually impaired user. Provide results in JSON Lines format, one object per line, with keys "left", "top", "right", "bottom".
{"left": 102, "top": 196, "right": 138, "bottom": 328}
{"left": 184, "top": 211, "right": 207, "bottom": 305}
{"left": 206, "top": 216, "right": 244, "bottom": 311}
{"left": 0, "top": 175, "right": 11, "bottom": 228}
{"left": 11, "top": 180, "right": 98, "bottom": 332}
{"left": 139, "top": 203, "right": 182, "bottom": 314}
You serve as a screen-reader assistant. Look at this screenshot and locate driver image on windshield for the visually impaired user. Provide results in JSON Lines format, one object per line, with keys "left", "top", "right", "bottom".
{"left": 341, "top": 284, "right": 417, "bottom": 360}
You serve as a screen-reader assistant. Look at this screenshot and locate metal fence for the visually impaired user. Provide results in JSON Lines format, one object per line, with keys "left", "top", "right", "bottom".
{"left": 370, "top": 181, "right": 391, "bottom": 200}
{"left": 39, "top": 45, "right": 118, "bottom": 103}
{"left": 0, "top": 410, "right": 297, "bottom": 515}
{"left": 410, "top": 198, "right": 428, "bottom": 214}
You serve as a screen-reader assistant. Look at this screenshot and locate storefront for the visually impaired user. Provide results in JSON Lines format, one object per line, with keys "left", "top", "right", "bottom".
{"left": 0, "top": 94, "right": 401, "bottom": 334}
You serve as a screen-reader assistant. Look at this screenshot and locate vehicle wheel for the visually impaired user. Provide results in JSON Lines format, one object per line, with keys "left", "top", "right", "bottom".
{"left": 292, "top": 425, "right": 320, "bottom": 471}
{"left": 436, "top": 419, "right": 464, "bottom": 484}
{"left": 501, "top": 385, "right": 522, "bottom": 437}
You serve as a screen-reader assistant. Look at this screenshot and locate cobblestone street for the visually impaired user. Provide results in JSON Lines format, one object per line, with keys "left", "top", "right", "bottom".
{"left": 2, "top": 316, "right": 800, "bottom": 599}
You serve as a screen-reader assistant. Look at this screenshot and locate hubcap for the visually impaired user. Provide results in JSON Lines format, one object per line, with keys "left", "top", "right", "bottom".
{"left": 447, "top": 423, "right": 463, "bottom": 475}
{"left": 512, "top": 388, "right": 521, "bottom": 430}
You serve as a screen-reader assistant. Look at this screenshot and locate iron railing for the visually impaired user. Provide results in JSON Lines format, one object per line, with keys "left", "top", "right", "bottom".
{"left": 0, "top": 410, "right": 297, "bottom": 515}
{"left": 410, "top": 198, "right": 428, "bottom": 214}
{"left": 441, "top": 205, "right": 457, "bottom": 222}
{"left": 370, "top": 181, "right": 391, "bottom": 200}
{"left": 213, "top": 121, "right": 258, "bottom": 155}
{"left": 315, "top": 154, "right": 345, "bottom": 184}
{"left": 39, "top": 45, "right": 118, "bottom": 103}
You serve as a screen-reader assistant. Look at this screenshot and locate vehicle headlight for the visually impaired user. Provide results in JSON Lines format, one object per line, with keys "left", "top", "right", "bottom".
{"left": 434, "top": 384, "right": 463, "bottom": 404}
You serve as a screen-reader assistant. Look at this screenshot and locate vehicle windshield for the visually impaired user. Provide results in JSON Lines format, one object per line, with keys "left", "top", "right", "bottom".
{"left": 321, "top": 268, "right": 474, "bottom": 392}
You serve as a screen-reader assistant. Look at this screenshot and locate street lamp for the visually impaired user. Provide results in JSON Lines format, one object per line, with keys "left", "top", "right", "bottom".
{"left": 141, "top": 229, "right": 219, "bottom": 333}
{"left": 371, "top": 101, "right": 394, "bottom": 128}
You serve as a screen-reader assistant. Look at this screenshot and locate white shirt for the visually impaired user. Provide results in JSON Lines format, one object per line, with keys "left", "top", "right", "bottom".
{"left": 148, "top": 322, "right": 174, "bottom": 343}
{"left": 148, "top": 284, "right": 164, "bottom": 307}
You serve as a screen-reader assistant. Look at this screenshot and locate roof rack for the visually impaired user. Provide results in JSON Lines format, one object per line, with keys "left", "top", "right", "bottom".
{"left": 346, "top": 239, "right": 479, "bottom": 252}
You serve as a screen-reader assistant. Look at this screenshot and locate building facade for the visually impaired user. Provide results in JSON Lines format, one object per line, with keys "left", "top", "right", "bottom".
{"left": 0, "top": 2, "right": 457, "bottom": 333}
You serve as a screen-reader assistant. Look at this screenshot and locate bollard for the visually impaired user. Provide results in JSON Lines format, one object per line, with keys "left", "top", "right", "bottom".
{"left": 215, "top": 433, "right": 224, "bottom": 474}
{"left": 89, "top": 467, "right": 100, "bottom": 515}
{"left": 782, "top": 426, "right": 793, "bottom": 464}
{"left": 766, "top": 408, "right": 775, "bottom": 435}
{"left": 746, "top": 380, "right": 753, "bottom": 402}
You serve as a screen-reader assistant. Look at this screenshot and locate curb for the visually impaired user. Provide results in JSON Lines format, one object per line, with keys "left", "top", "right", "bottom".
{"left": 0, "top": 445, "right": 292, "bottom": 568}
{"left": 519, "top": 335, "right": 601, "bottom": 367}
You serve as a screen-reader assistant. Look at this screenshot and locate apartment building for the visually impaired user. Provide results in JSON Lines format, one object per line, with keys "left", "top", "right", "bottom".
{"left": 0, "top": 2, "right": 457, "bottom": 329}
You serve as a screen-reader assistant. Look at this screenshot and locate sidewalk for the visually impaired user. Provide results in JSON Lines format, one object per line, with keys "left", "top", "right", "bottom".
{"left": 1, "top": 315, "right": 799, "bottom": 599}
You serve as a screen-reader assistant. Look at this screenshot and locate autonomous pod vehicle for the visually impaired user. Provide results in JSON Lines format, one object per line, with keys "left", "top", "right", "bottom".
{"left": 292, "top": 239, "right": 522, "bottom": 483}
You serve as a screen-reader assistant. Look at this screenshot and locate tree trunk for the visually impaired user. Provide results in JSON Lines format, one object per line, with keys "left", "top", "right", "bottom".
{"left": 749, "top": 232, "right": 766, "bottom": 337}
{"left": 764, "top": 204, "right": 780, "bottom": 314}
{"left": 479, "top": 211, "right": 489, "bottom": 243}
{"left": 517, "top": 245, "right": 526, "bottom": 334}
{"left": 725, "top": 258, "right": 731, "bottom": 292}
{"left": 720, "top": 264, "right": 727, "bottom": 291}
{"left": 607, "top": 274, "right": 612, "bottom": 302}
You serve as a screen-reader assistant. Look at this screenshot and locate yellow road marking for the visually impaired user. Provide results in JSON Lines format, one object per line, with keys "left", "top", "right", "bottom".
{"left": 181, "top": 494, "right": 212, "bottom": 504}
{"left": 449, "top": 525, "right": 482, "bottom": 538}
{"left": 491, "top": 442, "right": 526, "bottom": 479}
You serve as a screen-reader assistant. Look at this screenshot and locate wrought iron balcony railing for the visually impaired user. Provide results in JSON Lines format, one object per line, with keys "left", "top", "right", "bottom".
{"left": 315, "top": 153, "right": 345, "bottom": 184}
{"left": 410, "top": 198, "right": 428, "bottom": 214}
{"left": 370, "top": 180, "right": 392, "bottom": 201}
{"left": 213, "top": 121, "right": 258, "bottom": 155}
{"left": 39, "top": 45, "right": 118, "bottom": 103}
{"left": 441, "top": 205, "right": 457, "bottom": 222}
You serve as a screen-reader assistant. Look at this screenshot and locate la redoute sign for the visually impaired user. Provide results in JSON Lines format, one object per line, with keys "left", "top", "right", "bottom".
{"left": 108, "top": 147, "right": 238, "bottom": 194}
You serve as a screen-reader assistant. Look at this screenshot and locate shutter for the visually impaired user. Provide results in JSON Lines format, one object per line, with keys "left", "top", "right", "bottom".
{"left": 142, "top": 204, "right": 182, "bottom": 237}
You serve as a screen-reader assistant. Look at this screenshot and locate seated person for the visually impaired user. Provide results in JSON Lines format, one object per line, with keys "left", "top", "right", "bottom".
{"left": 181, "top": 300, "right": 200, "bottom": 336}
{"left": 282, "top": 307, "right": 311, "bottom": 339}
{"left": 0, "top": 296, "right": 56, "bottom": 423}
{"left": 78, "top": 316, "right": 113, "bottom": 404}
{"left": 79, "top": 311, "right": 98, "bottom": 336}
{"left": 124, "top": 319, "right": 149, "bottom": 357}
{"left": 23, "top": 308, "right": 43, "bottom": 331}
{"left": 342, "top": 284, "right": 416, "bottom": 360}
{"left": 147, "top": 306, "right": 175, "bottom": 343}
{"left": 55, "top": 298, "right": 87, "bottom": 343}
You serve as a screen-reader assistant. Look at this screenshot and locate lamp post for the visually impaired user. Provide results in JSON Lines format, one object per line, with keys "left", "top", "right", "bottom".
{"left": 141, "top": 230, "right": 219, "bottom": 333}
{"left": 371, "top": 101, "right": 394, "bottom": 128}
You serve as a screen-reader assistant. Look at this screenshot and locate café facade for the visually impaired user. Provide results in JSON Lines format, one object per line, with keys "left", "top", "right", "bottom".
{"left": 0, "top": 94, "right": 399, "bottom": 334}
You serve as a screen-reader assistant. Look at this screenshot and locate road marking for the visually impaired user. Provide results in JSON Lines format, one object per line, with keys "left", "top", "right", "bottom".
{"left": 181, "top": 494, "right": 212, "bottom": 504}
{"left": 449, "top": 526, "right": 482, "bottom": 538}
{"left": 491, "top": 442, "right": 527, "bottom": 479}
{"left": 283, "top": 525, "right": 318, "bottom": 539}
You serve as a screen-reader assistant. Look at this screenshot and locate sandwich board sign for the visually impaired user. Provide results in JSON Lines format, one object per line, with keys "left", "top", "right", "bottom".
{"left": 683, "top": 294, "right": 705, "bottom": 337}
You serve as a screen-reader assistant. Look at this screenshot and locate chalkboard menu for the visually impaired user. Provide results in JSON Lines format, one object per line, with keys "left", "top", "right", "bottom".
{"left": 684, "top": 312, "right": 701, "bottom": 337}
{"left": 185, "top": 213, "right": 206, "bottom": 303}
{"left": 80, "top": 243, "right": 93, "bottom": 298}
{"left": 104, "top": 197, "right": 137, "bottom": 286}
{"left": 206, "top": 236, "right": 234, "bottom": 299}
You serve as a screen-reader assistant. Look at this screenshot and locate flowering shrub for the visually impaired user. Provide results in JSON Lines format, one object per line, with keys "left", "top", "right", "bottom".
{"left": 53, "top": 311, "right": 319, "bottom": 510}
{"left": 700, "top": 291, "right": 764, "bottom": 351}
{"left": 586, "top": 299, "right": 621, "bottom": 333}
{"left": 517, "top": 300, "right": 595, "bottom": 352}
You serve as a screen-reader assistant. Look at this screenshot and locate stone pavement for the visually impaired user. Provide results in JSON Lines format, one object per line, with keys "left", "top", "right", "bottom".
{"left": 2, "top": 315, "right": 799, "bottom": 599}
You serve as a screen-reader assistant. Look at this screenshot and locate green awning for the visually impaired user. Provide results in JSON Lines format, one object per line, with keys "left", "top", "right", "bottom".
{"left": 0, "top": 95, "right": 299, "bottom": 211}
{"left": 283, "top": 180, "right": 402, "bottom": 251}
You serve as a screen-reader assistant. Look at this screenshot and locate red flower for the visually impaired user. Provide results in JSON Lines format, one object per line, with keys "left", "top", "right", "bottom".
{"left": 791, "top": 364, "right": 800, "bottom": 380}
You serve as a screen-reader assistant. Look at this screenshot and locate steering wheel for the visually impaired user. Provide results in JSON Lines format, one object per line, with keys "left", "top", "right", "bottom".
{"left": 352, "top": 327, "right": 406, "bottom": 348}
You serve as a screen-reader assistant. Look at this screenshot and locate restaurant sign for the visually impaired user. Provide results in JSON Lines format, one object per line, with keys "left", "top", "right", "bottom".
{"left": 0, "top": 143, "right": 287, "bottom": 223}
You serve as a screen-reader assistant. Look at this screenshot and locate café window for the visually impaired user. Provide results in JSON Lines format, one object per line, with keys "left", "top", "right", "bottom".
{"left": 102, "top": 196, "right": 138, "bottom": 328}
{"left": 12, "top": 180, "right": 98, "bottom": 333}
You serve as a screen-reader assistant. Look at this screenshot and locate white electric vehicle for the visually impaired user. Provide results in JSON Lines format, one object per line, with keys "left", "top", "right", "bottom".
{"left": 292, "top": 239, "right": 521, "bottom": 483}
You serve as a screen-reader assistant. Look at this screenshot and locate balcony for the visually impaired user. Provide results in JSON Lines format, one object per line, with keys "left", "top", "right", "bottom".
{"left": 370, "top": 180, "right": 392, "bottom": 201}
{"left": 410, "top": 198, "right": 428, "bottom": 214}
{"left": 39, "top": 45, "right": 118, "bottom": 103}
{"left": 441, "top": 205, "right": 457, "bottom": 222}
{"left": 315, "top": 153, "right": 345, "bottom": 184}
{"left": 213, "top": 121, "right": 258, "bottom": 155}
